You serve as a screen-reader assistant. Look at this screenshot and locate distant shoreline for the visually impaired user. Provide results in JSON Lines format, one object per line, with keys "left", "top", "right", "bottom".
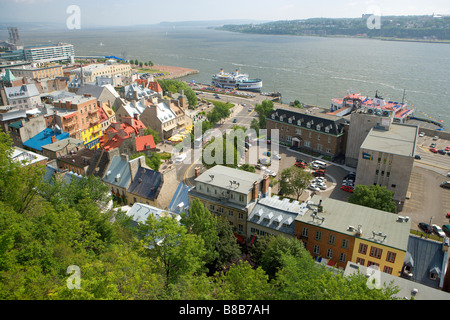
{"left": 132, "top": 64, "right": 199, "bottom": 80}
{"left": 216, "top": 28, "right": 450, "bottom": 45}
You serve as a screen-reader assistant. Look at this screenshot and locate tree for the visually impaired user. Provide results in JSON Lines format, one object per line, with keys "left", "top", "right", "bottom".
{"left": 214, "top": 260, "right": 273, "bottom": 300}
{"left": 255, "top": 100, "right": 274, "bottom": 129}
{"left": 239, "top": 164, "right": 256, "bottom": 173}
{"left": 140, "top": 214, "right": 206, "bottom": 287}
{"left": 144, "top": 127, "right": 160, "bottom": 144}
{"left": 250, "top": 118, "right": 260, "bottom": 136}
{"left": 348, "top": 185, "right": 397, "bottom": 213}
{"left": 279, "top": 166, "right": 313, "bottom": 200}
{"left": 157, "top": 79, "right": 198, "bottom": 107}
{"left": 252, "top": 235, "right": 305, "bottom": 279}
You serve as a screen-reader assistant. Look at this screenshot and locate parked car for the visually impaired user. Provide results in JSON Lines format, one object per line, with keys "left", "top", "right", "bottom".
{"left": 174, "top": 153, "right": 186, "bottom": 163}
{"left": 248, "top": 107, "right": 252, "bottom": 112}
{"left": 430, "top": 143, "right": 437, "bottom": 148}
{"left": 446, "top": 212, "right": 450, "bottom": 219}
{"left": 255, "top": 164, "right": 267, "bottom": 170}
{"left": 418, "top": 222, "right": 432, "bottom": 234}
{"left": 312, "top": 170, "right": 325, "bottom": 177}
{"left": 438, "top": 149, "right": 446, "bottom": 155}
{"left": 271, "top": 153, "right": 281, "bottom": 160}
{"left": 295, "top": 160, "right": 307, "bottom": 169}
{"left": 414, "top": 155, "right": 422, "bottom": 160}
{"left": 264, "top": 169, "right": 277, "bottom": 177}
{"left": 443, "top": 225, "right": 450, "bottom": 237}
{"left": 430, "top": 147, "right": 438, "bottom": 153}
{"left": 445, "top": 146, "right": 450, "bottom": 151}
{"left": 308, "top": 184, "right": 320, "bottom": 192}
{"left": 432, "top": 224, "right": 446, "bottom": 238}
{"left": 433, "top": 136, "right": 439, "bottom": 141}
{"left": 441, "top": 181, "right": 450, "bottom": 189}
{"left": 419, "top": 132, "right": 425, "bottom": 137}
{"left": 233, "top": 118, "right": 237, "bottom": 123}
{"left": 340, "top": 185, "right": 354, "bottom": 193}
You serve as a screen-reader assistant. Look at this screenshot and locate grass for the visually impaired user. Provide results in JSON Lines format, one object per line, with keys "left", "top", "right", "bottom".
{"left": 133, "top": 67, "right": 169, "bottom": 75}
{"left": 410, "top": 229, "right": 444, "bottom": 242}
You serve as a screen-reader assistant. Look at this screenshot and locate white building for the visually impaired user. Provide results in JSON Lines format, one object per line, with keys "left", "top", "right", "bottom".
{"left": 4, "top": 84, "right": 41, "bottom": 109}
{"left": 24, "top": 43, "right": 74, "bottom": 63}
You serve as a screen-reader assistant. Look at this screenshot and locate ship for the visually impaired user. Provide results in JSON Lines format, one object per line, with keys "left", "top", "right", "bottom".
{"left": 211, "top": 69, "right": 262, "bottom": 92}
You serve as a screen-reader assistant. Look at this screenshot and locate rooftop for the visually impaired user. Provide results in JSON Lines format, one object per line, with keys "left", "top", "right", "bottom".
{"left": 135, "top": 135, "right": 156, "bottom": 152}
{"left": 102, "top": 155, "right": 132, "bottom": 189}
{"left": 12, "top": 147, "right": 48, "bottom": 166}
{"left": 195, "top": 165, "right": 264, "bottom": 194}
{"left": 23, "top": 127, "right": 70, "bottom": 152}
{"left": 122, "top": 202, "right": 180, "bottom": 225}
{"left": 295, "top": 195, "right": 411, "bottom": 252}
{"left": 41, "top": 137, "right": 84, "bottom": 152}
{"left": 361, "top": 123, "right": 418, "bottom": 157}
{"left": 127, "top": 167, "right": 162, "bottom": 201}
{"left": 57, "top": 148, "right": 95, "bottom": 168}
{"left": 4, "top": 84, "right": 40, "bottom": 100}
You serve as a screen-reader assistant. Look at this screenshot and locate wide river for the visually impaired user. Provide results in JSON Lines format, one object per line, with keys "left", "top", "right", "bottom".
{"left": 8, "top": 25, "right": 450, "bottom": 128}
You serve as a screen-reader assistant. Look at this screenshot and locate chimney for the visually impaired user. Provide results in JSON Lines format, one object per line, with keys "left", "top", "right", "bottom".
{"left": 65, "top": 100, "right": 71, "bottom": 109}
{"left": 252, "top": 181, "right": 259, "bottom": 200}
{"left": 194, "top": 167, "right": 201, "bottom": 178}
{"left": 51, "top": 135, "right": 57, "bottom": 143}
{"left": 262, "top": 175, "right": 270, "bottom": 197}
{"left": 134, "top": 113, "right": 140, "bottom": 121}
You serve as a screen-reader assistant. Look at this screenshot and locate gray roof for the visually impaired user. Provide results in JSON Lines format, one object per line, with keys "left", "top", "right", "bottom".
{"left": 344, "top": 261, "right": 450, "bottom": 300}
{"left": 4, "top": 84, "right": 40, "bottom": 100}
{"left": 195, "top": 165, "right": 264, "bottom": 194}
{"left": 248, "top": 196, "right": 309, "bottom": 236}
{"left": 295, "top": 195, "right": 411, "bottom": 251}
{"left": 124, "top": 202, "right": 180, "bottom": 225}
{"left": 102, "top": 155, "right": 132, "bottom": 189}
{"left": 361, "top": 123, "right": 418, "bottom": 157}
{"left": 127, "top": 167, "right": 162, "bottom": 201}
{"left": 41, "top": 137, "right": 84, "bottom": 152}
{"left": 404, "top": 235, "right": 449, "bottom": 289}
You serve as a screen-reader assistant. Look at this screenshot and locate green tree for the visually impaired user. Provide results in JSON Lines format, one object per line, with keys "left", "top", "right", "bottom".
{"left": 239, "top": 164, "right": 256, "bottom": 173}
{"left": 348, "top": 185, "right": 397, "bottom": 213}
{"left": 250, "top": 118, "right": 260, "bottom": 136}
{"left": 144, "top": 127, "right": 160, "bottom": 144}
{"left": 252, "top": 235, "right": 305, "bottom": 279}
{"left": 279, "top": 166, "right": 313, "bottom": 200}
{"left": 214, "top": 260, "right": 273, "bottom": 300}
{"left": 158, "top": 79, "right": 198, "bottom": 107}
{"left": 255, "top": 100, "right": 274, "bottom": 129}
{"left": 140, "top": 214, "right": 206, "bottom": 287}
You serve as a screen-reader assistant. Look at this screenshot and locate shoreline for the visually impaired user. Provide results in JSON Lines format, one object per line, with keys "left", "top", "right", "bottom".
{"left": 150, "top": 65, "right": 199, "bottom": 80}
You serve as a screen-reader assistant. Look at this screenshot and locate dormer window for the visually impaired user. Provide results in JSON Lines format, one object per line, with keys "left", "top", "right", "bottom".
{"left": 306, "top": 122, "right": 311, "bottom": 129}
{"left": 325, "top": 127, "right": 330, "bottom": 133}
{"left": 316, "top": 125, "right": 321, "bottom": 131}
{"left": 288, "top": 118, "right": 292, "bottom": 124}
{"left": 272, "top": 114, "right": 275, "bottom": 119}
{"left": 297, "top": 120, "right": 301, "bottom": 126}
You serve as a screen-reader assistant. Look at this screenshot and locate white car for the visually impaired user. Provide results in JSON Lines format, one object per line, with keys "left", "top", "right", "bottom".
{"left": 432, "top": 224, "right": 446, "bottom": 238}
{"left": 174, "top": 153, "right": 186, "bottom": 163}
{"left": 314, "top": 177, "right": 326, "bottom": 183}
{"left": 308, "top": 184, "right": 320, "bottom": 191}
{"left": 419, "top": 132, "right": 425, "bottom": 137}
{"left": 272, "top": 153, "right": 281, "bottom": 160}
{"left": 264, "top": 169, "right": 277, "bottom": 177}
{"left": 316, "top": 183, "right": 327, "bottom": 190}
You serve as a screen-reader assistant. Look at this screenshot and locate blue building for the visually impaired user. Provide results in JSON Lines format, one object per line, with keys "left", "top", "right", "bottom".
{"left": 23, "top": 127, "right": 69, "bottom": 152}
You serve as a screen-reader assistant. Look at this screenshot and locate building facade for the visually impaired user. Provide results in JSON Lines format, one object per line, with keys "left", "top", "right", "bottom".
{"left": 266, "top": 106, "right": 347, "bottom": 159}
{"left": 24, "top": 43, "right": 74, "bottom": 63}
{"left": 294, "top": 196, "right": 411, "bottom": 274}
{"left": 9, "top": 65, "right": 64, "bottom": 80}
{"left": 188, "top": 165, "right": 270, "bottom": 242}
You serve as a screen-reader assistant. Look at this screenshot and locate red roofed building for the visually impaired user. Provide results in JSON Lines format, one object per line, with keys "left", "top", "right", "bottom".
{"left": 135, "top": 135, "right": 156, "bottom": 152}
{"left": 135, "top": 79, "right": 163, "bottom": 95}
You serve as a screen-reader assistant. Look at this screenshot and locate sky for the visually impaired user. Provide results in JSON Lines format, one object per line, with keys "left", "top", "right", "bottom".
{"left": 0, "top": 0, "right": 449, "bottom": 27}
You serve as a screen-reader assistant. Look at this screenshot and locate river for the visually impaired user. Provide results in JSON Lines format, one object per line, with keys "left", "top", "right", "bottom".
{"left": 7, "top": 25, "right": 450, "bottom": 128}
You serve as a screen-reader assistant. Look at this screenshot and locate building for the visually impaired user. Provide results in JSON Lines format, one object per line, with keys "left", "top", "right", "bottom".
{"left": 294, "top": 195, "right": 411, "bottom": 274}
{"left": 51, "top": 94, "right": 99, "bottom": 140}
{"left": 12, "top": 146, "right": 48, "bottom": 167}
{"left": 23, "top": 43, "right": 75, "bottom": 63}
{"left": 119, "top": 202, "right": 180, "bottom": 229}
{"left": 355, "top": 122, "right": 418, "bottom": 203}
{"left": 247, "top": 195, "right": 310, "bottom": 244}
{"left": 75, "top": 83, "right": 122, "bottom": 110}
{"left": 22, "top": 127, "right": 70, "bottom": 153}
{"left": 0, "top": 106, "right": 27, "bottom": 135}
{"left": 70, "top": 61, "right": 131, "bottom": 83}
{"left": 56, "top": 148, "right": 96, "bottom": 176}
{"left": 3, "top": 84, "right": 41, "bottom": 109}
{"left": 7, "top": 113, "right": 48, "bottom": 147}
{"left": 41, "top": 137, "right": 84, "bottom": 160}
{"left": 266, "top": 106, "right": 347, "bottom": 159}
{"left": 9, "top": 65, "right": 64, "bottom": 80}
{"left": 188, "top": 165, "right": 270, "bottom": 242}
{"left": 344, "top": 98, "right": 415, "bottom": 168}
{"left": 344, "top": 261, "right": 450, "bottom": 300}
{"left": 401, "top": 235, "right": 449, "bottom": 290}
{"left": 100, "top": 116, "right": 147, "bottom": 152}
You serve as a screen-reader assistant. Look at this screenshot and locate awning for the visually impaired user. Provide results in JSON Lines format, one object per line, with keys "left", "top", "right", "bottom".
{"left": 327, "top": 260, "right": 336, "bottom": 267}
{"left": 248, "top": 235, "right": 257, "bottom": 244}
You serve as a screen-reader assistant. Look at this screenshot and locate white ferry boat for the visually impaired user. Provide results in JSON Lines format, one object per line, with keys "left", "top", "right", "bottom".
{"left": 211, "top": 69, "right": 262, "bottom": 92}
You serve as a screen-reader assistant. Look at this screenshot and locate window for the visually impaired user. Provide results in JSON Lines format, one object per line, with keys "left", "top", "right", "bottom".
{"left": 386, "top": 251, "right": 396, "bottom": 263}
{"left": 326, "top": 249, "right": 333, "bottom": 259}
{"left": 296, "top": 128, "right": 302, "bottom": 135}
{"left": 302, "top": 227, "right": 308, "bottom": 237}
{"left": 359, "top": 243, "right": 368, "bottom": 255}
{"left": 328, "top": 234, "right": 335, "bottom": 245}
{"left": 238, "top": 213, "right": 244, "bottom": 220}
{"left": 370, "top": 247, "right": 383, "bottom": 259}
{"left": 313, "top": 244, "right": 320, "bottom": 255}
{"left": 217, "top": 207, "right": 223, "bottom": 214}
{"left": 317, "top": 133, "right": 321, "bottom": 140}
{"left": 239, "top": 194, "right": 245, "bottom": 202}
{"left": 341, "top": 239, "right": 349, "bottom": 249}
{"left": 238, "top": 224, "right": 243, "bottom": 232}
{"left": 304, "top": 141, "right": 310, "bottom": 147}
{"left": 307, "top": 123, "right": 311, "bottom": 129}
{"left": 315, "top": 231, "right": 322, "bottom": 241}
{"left": 356, "top": 257, "right": 365, "bottom": 265}
{"left": 228, "top": 210, "right": 233, "bottom": 217}
{"left": 209, "top": 204, "right": 215, "bottom": 211}
{"left": 367, "top": 261, "right": 379, "bottom": 268}
{"left": 325, "top": 127, "right": 330, "bottom": 133}
{"left": 383, "top": 266, "right": 393, "bottom": 275}
{"left": 286, "top": 136, "right": 292, "bottom": 142}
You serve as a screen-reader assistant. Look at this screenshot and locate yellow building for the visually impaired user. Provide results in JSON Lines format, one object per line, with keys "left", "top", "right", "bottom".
{"left": 10, "top": 65, "right": 64, "bottom": 80}
{"left": 295, "top": 195, "right": 410, "bottom": 275}
{"left": 82, "top": 123, "right": 103, "bottom": 149}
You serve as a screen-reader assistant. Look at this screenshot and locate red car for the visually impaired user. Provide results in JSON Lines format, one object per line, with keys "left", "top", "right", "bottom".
{"left": 340, "top": 185, "right": 354, "bottom": 193}
{"left": 295, "top": 161, "right": 307, "bottom": 169}
{"left": 446, "top": 212, "right": 450, "bottom": 218}
{"left": 313, "top": 170, "right": 325, "bottom": 177}
{"left": 445, "top": 146, "right": 450, "bottom": 151}
{"left": 430, "top": 147, "right": 439, "bottom": 153}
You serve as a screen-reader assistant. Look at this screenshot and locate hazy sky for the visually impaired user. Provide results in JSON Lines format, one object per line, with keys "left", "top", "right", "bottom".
{"left": 1, "top": 0, "right": 449, "bottom": 27}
